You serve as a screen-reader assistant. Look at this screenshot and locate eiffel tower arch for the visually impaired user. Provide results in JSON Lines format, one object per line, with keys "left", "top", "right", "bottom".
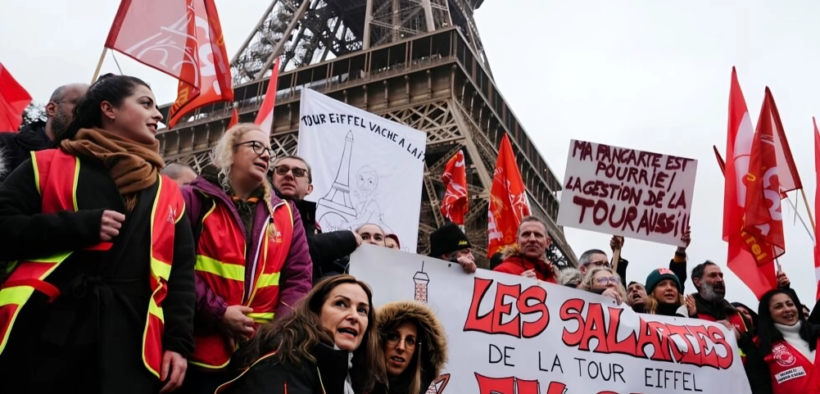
{"left": 157, "top": 0, "right": 578, "bottom": 268}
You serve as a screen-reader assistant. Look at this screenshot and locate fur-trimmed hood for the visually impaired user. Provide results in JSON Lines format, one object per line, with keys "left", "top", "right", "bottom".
{"left": 376, "top": 300, "right": 448, "bottom": 383}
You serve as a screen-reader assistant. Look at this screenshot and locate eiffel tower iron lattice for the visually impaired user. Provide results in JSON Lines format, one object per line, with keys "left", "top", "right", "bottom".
{"left": 156, "top": 0, "right": 577, "bottom": 268}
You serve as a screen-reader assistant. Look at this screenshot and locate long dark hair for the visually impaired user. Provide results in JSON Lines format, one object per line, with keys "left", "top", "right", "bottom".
{"left": 757, "top": 288, "right": 814, "bottom": 356}
{"left": 53, "top": 73, "right": 150, "bottom": 146}
{"left": 238, "top": 274, "right": 385, "bottom": 391}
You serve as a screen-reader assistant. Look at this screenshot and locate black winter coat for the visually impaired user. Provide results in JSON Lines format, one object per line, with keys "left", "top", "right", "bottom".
{"left": 0, "top": 121, "right": 51, "bottom": 184}
{"left": 217, "top": 342, "right": 355, "bottom": 394}
{"left": 0, "top": 155, "right": 196, "bottom": 393}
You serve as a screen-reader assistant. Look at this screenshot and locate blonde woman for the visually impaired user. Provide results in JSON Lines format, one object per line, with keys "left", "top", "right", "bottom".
{"left": 179, "top": 123, "right": 312, "bottom": 394}
{"left": 643, "top": 268, "right": 693, "bottom": 317}
{"left": 579, "top": 266, "right": 627, "bottom": 304}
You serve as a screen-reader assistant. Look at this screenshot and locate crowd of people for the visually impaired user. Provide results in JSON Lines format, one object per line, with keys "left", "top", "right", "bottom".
{"left": 0, "top": 74, "right": 817, "bottom": 394}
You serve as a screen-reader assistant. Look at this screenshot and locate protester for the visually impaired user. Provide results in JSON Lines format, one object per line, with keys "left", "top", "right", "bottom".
{"left": 375, "top": 300, "right": 448, "bottom": 394}
{"left": 493, "top": 216, "right": 559, "bottom": 282}
{"left": 179, "top": 123, "right": 312, "bottom": 394}
{"left": 643, "top": 268, "right": 695, "bottom": 317}
{"left": 626, "top": 281, "right": 648, "bottom": 313}
{"left": 744, "top": 289, "right": 819, "bottom": 393}
{"left": 0, "top": 74, "right": 194, "bottom": 393}
{"left": 216, "top": 275, "right": 385, "bottom": 394}
{"left": 559, "top": 267, "right": 582, "bottom": 288}
{"left": 579, "top": 267, "right": 625, "bottom": 304}
{"left": 270, "top": 155, "right": 363, "bottom": 284}
{"left": 732, "top": 302, "right": 759, "bottom": 332}
{"left": 385, "top": 234, "right": 400, "bottom": 250}
{"left": 162, "top": 162, "right": 198, "bottom": 186}
{"left": 429, "top": 222, "right": 477, "bottom": 273}
{"left": 359, "top": 223, "right": 386, "bottom": 246}
{"left": 0, "top": 83, "right": 88, "bottom": 183}
{"left": 314, "top": 223, "right": 387, "bottom": 282}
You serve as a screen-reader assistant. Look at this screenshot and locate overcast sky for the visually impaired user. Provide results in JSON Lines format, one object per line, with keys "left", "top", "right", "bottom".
{"left": 3, "top": 0, "right": 820, "bottom": 310}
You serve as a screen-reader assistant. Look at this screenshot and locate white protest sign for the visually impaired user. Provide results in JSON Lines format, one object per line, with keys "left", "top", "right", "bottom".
{"left": 350, "top": 245, "right": 751, "bottom": 394}
{"left": 298, "top": 89, "right": 426, "bottom": 251}
{"left": 557, "top": 140, "right": 697, "bottom": 247}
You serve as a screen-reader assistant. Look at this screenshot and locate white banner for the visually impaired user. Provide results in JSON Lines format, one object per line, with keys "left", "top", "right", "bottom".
{"left": 350, "top": 246, "right": 752, "bottom": 394}
{"left": 557, "top": 139, "right": 698, "bottom": 247}
{"left": 298, "top": 89, "right": 426, "bottom": 251}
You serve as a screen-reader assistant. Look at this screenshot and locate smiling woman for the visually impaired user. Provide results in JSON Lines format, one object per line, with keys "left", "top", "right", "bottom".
{"left": 0, "top": 73, "right": 196, "bottom": 393}
{"left": 215, "top": 275, "right": 386, "bottom": 394}
{"left": 177, "top": 123, "right": 314, "bottom": 394}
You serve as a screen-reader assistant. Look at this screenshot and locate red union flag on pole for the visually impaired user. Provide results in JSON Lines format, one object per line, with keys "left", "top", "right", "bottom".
{"left": 440, "top": 150, "right": 468, "bottom": 225}
{"left": 166, "top": 0, "right": 234, "bottom": 128}
{"left": 0, "top": 63, "right": 32, "bottom": 132}
{"left": 255, "top": 58, "right": 281, "bottom": 136}
{"left": 723, "top": 68, "right": 777, "bottom": 299}
{"left": 488, "top": 134, "right": 531, "bottom": 257}
{"left": 105, "top": 0, "right": 201, "bottom": 89}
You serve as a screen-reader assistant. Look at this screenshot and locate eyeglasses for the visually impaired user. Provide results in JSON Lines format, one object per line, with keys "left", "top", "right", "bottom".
{"left": 273, "top": 165, "right": 308, "bottom": 179}
{"left": 595, "top": 276, "right": 620, "bottom": 285}
{"left": 385, "top": 333, "right": 417, "bottom": 349}
{"left": 234, "top": 141, "right": 273, "bottom": 158}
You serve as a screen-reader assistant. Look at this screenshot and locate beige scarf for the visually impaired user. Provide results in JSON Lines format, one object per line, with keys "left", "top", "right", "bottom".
{"left": 60, "top": 127, "right": 165, "bottom": 211}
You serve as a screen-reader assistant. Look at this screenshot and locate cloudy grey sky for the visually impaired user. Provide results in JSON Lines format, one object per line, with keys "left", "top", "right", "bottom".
{"left": 3, "top": 0, "right": 819, "bottom": 310}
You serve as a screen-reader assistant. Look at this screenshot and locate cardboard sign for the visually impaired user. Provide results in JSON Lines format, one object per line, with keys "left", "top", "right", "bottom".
{"left": 557, "top": 140, "right": 697, "bottom": 247}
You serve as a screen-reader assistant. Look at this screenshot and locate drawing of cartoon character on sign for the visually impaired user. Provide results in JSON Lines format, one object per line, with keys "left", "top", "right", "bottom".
{"left": 344, "top": 165, "right": 394, "bottom": 233}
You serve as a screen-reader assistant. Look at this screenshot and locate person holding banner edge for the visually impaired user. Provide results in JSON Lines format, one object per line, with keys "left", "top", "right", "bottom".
{"left": 428, "top": 222, "right": 477, "bottom": 274}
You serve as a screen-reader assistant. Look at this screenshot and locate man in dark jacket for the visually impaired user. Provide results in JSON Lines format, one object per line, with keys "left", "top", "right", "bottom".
{"left": 429, "top": 222, "right": 477, "bottom": 273}
{"left": 0, "top": 83, "right": 88, "bottom": 183}
{"left": 270, "top": 155, "right": 362, "bottom": 284}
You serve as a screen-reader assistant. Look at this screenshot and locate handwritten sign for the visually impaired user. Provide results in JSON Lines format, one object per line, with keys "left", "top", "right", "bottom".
{"left": 298, "top": 89, "right": 426, "bottom": 251}
{"left": 557, "top": 140, "right": 698, "bottom": 247}
{"left": 350, "top": 245, "right": 752, "bottom": 394}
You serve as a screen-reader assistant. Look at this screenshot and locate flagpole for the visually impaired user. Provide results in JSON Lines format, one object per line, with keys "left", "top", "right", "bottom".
{"left": 786, "top": 193, "right": 815, "bottom": 242}
{"left": 91, "top": 48, "right": 108, "bottom": 84}
{"left": 800, "top": 188, "right": 816, "bottom": 234}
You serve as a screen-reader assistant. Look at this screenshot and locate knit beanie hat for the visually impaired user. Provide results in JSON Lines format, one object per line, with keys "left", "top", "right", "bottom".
{"left": 645, "top": 268, "right": 681, "bottom": 294}
{"left": 429, "top": 222, "right": 471, "bottom": 257}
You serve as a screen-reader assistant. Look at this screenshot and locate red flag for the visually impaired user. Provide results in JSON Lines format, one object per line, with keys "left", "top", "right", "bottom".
{"left": 813, "top": 117, "right": 820, "bottom": 301}
{"left": 757, "top": 88, "right": 802, "bottom": 193}
{"left": 488, "top": 134, "right": 531, "bottom": 257}
{"left": 166, "top": 0, "right": 234, "bottom": 128}
{"left": 105, "top": 0, "right": 201, "bottom": 88}
{"left": 0, "top": 63, "right": 32, "bottom": 132}
{"left": 227, "top": 108, "right": 238, "bottom": 129}
{"left": 440, "top": 150, "right": 468, "bottom": 225}
{"left": 713, "top": 145, "right": 726, "bottom": 176}
{"left": 255, "top": 58, "right": 281, "bottom": 136}
{"left": 723, "top": 68, "right": 777, "bottom": 299}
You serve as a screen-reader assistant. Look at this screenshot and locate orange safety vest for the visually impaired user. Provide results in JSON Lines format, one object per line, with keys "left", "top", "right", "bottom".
{"left": 190, "top": 198, "right": 294, "bottom": 369}
{"left": 0, "top": 149, "right": 184, "bottom": 379}
{"left": 764, "top": 339, "right": 820, "bottom": 393}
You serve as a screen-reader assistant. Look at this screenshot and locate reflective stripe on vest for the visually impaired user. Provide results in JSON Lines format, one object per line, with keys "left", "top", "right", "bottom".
{"left": 190, "top": 199, "right": 294, "bottom": 369}
{"left": 0, "top": 150, "right": 183, "bottom": 380}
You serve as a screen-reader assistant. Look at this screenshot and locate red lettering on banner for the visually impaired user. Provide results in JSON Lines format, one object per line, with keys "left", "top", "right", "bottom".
{"left": 558, "top": 298, "right": 734, "bottom": 370}
{"left": 463, "top": 277, "right": 550, "bottom": 338}
{"left": 475, "top": 374, "right": 646, "bottom": 394}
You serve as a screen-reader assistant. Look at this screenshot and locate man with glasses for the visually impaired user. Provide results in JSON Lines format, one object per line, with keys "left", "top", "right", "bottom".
{"left": 270, "top": 155, "right": 363, "bottom": 284}
{"left": 0, "top": 83, "right": 88, "bottom": 183}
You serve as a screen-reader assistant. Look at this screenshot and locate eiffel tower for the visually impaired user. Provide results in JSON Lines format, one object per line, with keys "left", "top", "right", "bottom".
{"left": 156, "top": 0, "right": 578, "bottom": 267}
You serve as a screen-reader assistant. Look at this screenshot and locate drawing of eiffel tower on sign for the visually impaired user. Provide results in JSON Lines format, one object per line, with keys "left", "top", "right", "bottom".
{"left": 318, "top": 131, "right": 357, "bottom": 231}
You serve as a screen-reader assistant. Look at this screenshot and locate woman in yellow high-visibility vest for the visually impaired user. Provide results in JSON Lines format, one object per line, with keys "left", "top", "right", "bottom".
{"left": 0, "top": 74, "right": 195, "bottom": 394}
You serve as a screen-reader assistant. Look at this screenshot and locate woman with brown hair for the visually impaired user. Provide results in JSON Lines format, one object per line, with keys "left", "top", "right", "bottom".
{"left": 179, "top": 123, "right": 312, "bottom": 393}
{"left": 216, "top": 274, "right": 385, "bottom": 394}
{"left": 0, "top": 74, "right": 195, "bottom": 393}
{"left": 375, "top": 300, "right": 448, "bottom": 394}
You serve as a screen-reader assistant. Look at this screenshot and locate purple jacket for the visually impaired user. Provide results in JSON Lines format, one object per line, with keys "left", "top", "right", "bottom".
{"left": 181, "top": 176, "right": 313, "bottom": 325}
